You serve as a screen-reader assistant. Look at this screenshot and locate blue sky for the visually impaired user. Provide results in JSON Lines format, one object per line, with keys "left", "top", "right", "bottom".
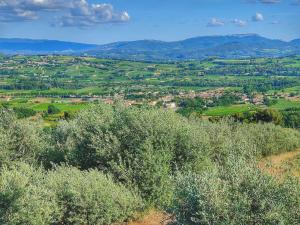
{"left": 0, "top": 0, "right": 299, "bottom": 44}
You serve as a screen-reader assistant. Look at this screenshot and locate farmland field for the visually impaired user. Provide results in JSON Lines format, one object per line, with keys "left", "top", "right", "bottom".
{"left": 203, "top": 104, "right": 256, "bottom": 116}
{"left": 1, "top": 55, "right": 300, "bottom": 124}
{"left": 1, "top": 55, "right": 300, "bottom": 225}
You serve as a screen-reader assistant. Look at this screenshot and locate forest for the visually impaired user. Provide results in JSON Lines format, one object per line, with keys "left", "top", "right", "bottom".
{"left": 0, "top": 103, "right": 300, "bottom": 225}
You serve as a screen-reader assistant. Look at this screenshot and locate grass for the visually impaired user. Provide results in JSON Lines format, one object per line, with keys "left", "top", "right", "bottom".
{"left": 270, "top": 99, "right": 300, "bottom": 110}
{"left": 29, "top": 102, "right": 88, "bottom": 112}
{"left": 203, "top": 104, "right": 256, "bottom": 116}
{"left": 281, "top": 86, "right": 300, "bottom": 93}
{"left": 289, "top": 155, "right": 300, "bottom": 177}
{"left": 259, "top": 148, "right": 300, "bottom": 178}
{"left": 0, "top": 98, "right": 90, "bottom": 126}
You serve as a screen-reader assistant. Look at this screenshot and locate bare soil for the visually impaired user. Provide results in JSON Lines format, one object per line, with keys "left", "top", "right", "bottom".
{"left": 125, "top": 210, "right": 171, "bottom": 225}
{"left": 259, "top": 148, "right": 300, "bottom": 177}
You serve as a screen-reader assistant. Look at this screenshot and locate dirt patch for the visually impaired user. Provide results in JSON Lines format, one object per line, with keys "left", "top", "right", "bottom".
{"left": 126, "top": 211, "right": 171, "bottom": 225}
{"left": 259, "top": 149, "right": 300, "bottom": 177}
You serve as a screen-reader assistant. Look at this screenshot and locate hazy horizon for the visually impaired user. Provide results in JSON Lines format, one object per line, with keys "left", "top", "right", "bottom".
{"left": 0, "top": 33, "right": 299, "bottom": 45}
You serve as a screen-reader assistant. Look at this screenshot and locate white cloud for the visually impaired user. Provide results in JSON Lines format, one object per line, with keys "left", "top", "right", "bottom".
{"left": 207, "top": 18, "right": 225, "bottom": 27}
{"left": 0, "top": 0, "right": 130, "bottom": 26}
{"left": 59, "top": 2, "right": 130, "bottom": 27}
{"left": 231, "top": 19, "right": 247, "bottom": 27}
{"left": 252, "top": 12, "right": 264, "bottom": 22}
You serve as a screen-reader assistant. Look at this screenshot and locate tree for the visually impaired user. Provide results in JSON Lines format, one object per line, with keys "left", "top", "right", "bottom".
{"left": 254, "top": 108, "right": 283, "bottom": 125}
{"left": 47, "top": 105, "right": 60, "bottom": 115}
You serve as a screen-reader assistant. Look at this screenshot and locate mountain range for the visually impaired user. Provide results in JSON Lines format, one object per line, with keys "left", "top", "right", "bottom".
{"left": 0, "top": 34, "right": 299, "bottom": 61}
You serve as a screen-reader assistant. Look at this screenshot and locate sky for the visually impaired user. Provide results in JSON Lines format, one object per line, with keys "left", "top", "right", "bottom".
{"left": 0, "top": 0, "right": 299, "bottom": 44}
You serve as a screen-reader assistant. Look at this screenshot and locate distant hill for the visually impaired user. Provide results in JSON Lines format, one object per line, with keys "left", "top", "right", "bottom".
{"left": 89, "top": 34, "right": 300, "bottom": 60}
{"left": 0, "top": 34, "right": 299, "bottom": 60}
{"left": 0, "top": 38, "right": 97, "bottom": 54}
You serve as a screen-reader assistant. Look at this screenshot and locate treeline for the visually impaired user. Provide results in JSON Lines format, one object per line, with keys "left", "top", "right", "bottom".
{"left": 0, "top": 105, "right": 300, "bottom": 224}
{"left": 161, "top": 77, "right": 297, "bottom": 93}
{"left": 176, "top": 93, "right": 241, "bottom": 117}
{"left": 233, "top": 108, "right": 300, "bottom": 129}
{"left": 206, "top": 64, "right": 300, "bottom": 76}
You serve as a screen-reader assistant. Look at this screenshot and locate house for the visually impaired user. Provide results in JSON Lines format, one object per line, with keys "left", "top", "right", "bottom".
{"left": 164, "top": 102, "right": 177, "bottom": 110}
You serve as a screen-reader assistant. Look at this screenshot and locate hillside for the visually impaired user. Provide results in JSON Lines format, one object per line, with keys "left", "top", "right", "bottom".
{"left": 91, "top": 34, "right": 296, "bottom": 60}
{"left": 0, "top": 34, "right": 299, "bottom": 60}
{"left": 0, "top": 38, "right": 97, "bottom": 54}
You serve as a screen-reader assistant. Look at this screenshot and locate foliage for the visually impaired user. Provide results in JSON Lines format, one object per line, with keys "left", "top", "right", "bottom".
{"left": 282, "top": 108, "right": 300, "bottom": 128}
{"left": 0, "top": 163, "right": 59, "bottom": 225}
{"left": 253, "top": 108, "right": 283, "bottom": 125}
{"left": 233, "top": 108, "right": 283, "bottom": 125}
{"left": 177, "top": 97, "right": 205, "bottom": 117}
{"left": 52, "top": 104, "right": 211, "bottom": 206}
{"left": 46, "top": 166, "right": 143, "bottom": 225}
{"left": 210, "top": 93, "right": 240, "bottom": 107}
{"left": 0, "top": 163, "right": 142, "bottom": 225}
{"left": 13, "top": 107, "right": 37, "bottom": 119}
{"left": 47, "top": 105, "right": 61, "bottom": 115}
{"left": 1, "top": 105, "right": 300, "bottom": 223}
{"left": 170, "top": 162, "right": 300, "bottom": 225}
{"left": 51, "top": 104, "right": 300, "bottom": 206}
{"left": 0, "top": 109, "right": 48, "bottom": 166}
{"left": 243, "top": 123, "right": 300, "bottom": 156}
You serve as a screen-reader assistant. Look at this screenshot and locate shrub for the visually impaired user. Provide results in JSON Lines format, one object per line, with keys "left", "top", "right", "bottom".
{"left": 170, "top": 161, "right": 300, "bottom": 225}
{"left": 53, "top": 104, "right": 211, "bottom": 206}
{"left": 0, "top": 163, "right": 59, "bottom": 225}
{"left": 52, "top": 104, "right": 300, "bottom": 206}
{"left": 47, "top": 105, "right": 61, "bottom": 115}
{"left": 253, "top": 108, "right": 283, "bottom": 125}
{"left": 13, "top": 107, "right": 37, "bottom": 119}
{"left": 0, "top": 164, "right": 142, "bottom": 225}
{"left": 240, "top": 123, "right": 300, "bottom": 156}
{"left": 0, "top": 109, "right": 48, "bottom": 166}
{"left": 46, "top": 166, "right": 143, "bottom": 225}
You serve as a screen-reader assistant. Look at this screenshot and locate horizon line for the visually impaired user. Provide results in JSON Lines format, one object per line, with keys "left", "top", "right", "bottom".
{"left": 0, "top": 33, "right": 298, "bottom": 46}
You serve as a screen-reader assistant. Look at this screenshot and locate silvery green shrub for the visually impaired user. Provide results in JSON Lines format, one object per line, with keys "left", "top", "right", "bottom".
{"left": 0, "top": 163, "right": 59, "bottom": 225}
{"left": 170, "top": 160, "right": 300, "bottom": 225}
{"left": 0, "top": 109, "right": 48, "bottom": 166}
{"left": 46, "top": 166, "right": 143, "bottom": 225}
{"left": 0, "top": 163, "right": 142, "bottom": 225}
{"left": 52, "top": 104, "right": 300, "bottom": 207}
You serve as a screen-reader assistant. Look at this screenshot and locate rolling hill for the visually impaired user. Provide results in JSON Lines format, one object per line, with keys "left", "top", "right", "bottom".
{"left": 0, "top": 34, "right": 299, "bottom": 60}
{"left": 0, "top": 38, "right": 97, "bottom": 54}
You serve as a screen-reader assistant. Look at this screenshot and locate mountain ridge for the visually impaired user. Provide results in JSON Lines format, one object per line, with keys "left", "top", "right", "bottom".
{"left": 0, "top": 34, "right": 299, "bottom": 60}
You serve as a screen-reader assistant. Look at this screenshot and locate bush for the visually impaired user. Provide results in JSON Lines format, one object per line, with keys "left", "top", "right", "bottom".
{"left": 47, "top": 105, "right": 61, "bottom": 115}
{"left": 46, "top": 166, "right": 143, "bottom": 225}
{"left": 52, "top": 104, "right": 300, "bottom": 206}
{"left": 0, "top": 163, "right": 59, "bottom": 225}
{"left": 240, "top": 123, "right": 300, "bottom": 156}
{"left": 170, "top": 162, "right": 300, "bottom": 225}
{"left": 2, "top": 105, "right": 300, "bottom": 208}
{"left": 13, "top": 107, "right": 37, "bottom": 119}
{"left": 53, "top": 104, "right": 211, "bottom": 206}
{"left": 0, "top": 163, "right": 142, "bottom": 225}
{"left": 0, "top": 109, "right": 48, "bottom": 166}
{"left": 253, "top": 108, "right": 283, "bottom": 125}
{"left": 282, "top": 108, "right": 300, "bottom": 128}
